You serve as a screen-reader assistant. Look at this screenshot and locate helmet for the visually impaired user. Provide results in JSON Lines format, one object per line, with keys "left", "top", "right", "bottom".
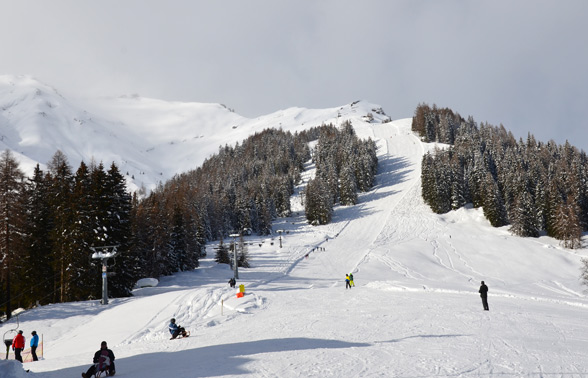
{"left": 170, "top": 318, "right": 176, "bottom": 324}
{"left": 31, "top": 331, "right": 37, "bottom": 335}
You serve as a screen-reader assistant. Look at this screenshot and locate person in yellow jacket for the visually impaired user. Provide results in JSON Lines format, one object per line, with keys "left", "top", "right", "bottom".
{"left": 345, "top": 274, "right": 351, "bottom": 289}
{"left": 349, "top": 273, "right": 355, "bottom": 287}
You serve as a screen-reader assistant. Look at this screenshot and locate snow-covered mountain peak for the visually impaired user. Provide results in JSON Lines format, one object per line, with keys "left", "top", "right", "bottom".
{"left": 0, "top": 76, "right": 388, "bottom": 194}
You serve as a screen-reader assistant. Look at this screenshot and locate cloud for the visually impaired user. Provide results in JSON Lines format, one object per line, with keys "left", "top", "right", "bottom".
{"left": 1, "top": 0, "right": 586, "bottom": 150}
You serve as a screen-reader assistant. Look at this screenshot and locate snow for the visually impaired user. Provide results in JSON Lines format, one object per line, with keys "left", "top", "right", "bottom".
{"left": 134, "top": 278, "right": 159, "bottom": 289}
{"left": 91, "top": 252, "right": 117, "bottom": 260}
{"left": 1, "top": 112, "right": 588, "bottom": 377}
{"left": 0, "top": 75, "right": 379, "bottom": 195}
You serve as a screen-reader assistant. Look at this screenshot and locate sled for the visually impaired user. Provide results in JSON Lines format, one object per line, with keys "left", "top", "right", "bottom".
{"left": 94, "top": 349, "right": 114, "bottom": 378}
{"left": 95, "top": 369, "right": 115, "bottom": 378}
{"left": 83, "top": 366, "right": 115, "bottom": 378}
{"left": 170, "top": 331, "right": 190, "bottom": 340}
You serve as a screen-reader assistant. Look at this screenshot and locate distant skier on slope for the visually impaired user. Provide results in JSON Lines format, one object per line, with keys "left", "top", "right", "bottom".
{"left": 81, "top": 341, "right": 115, "bottom": 378}
{"left": 345, "top": 274, "right": 351, "bottom": 289}
{"left": 349, "top": 273, "right": 355, "bottom": 287}
{"left": 168, "top": 318, "right": 189, "bottom": 339}
{"left": 479, "top": 281, "right": 489, "bottom": 311}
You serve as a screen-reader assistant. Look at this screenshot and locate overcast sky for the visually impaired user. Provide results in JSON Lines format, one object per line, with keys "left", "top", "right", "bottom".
{"left": 2, "top": 1, "right": 587, "bottom": 151}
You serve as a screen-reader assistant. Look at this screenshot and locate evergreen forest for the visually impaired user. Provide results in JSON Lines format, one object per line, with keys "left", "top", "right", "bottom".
{"left": 0, "top": 122, "right": 377, "bottom": 318}
{"left": 415, "top": 103, "right": 588, "bottom": 249}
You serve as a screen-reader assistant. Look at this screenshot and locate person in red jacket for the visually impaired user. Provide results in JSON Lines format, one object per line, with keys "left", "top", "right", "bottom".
{"left": 12, "top": 330, "right": 25, "bottom": 363}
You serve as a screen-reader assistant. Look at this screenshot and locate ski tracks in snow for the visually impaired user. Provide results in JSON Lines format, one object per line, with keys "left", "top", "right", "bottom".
{"left": 354, "top": 120, "right": 486, "bottom": 288}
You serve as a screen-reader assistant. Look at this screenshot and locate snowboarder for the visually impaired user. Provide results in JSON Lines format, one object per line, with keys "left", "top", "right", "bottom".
{"left": 479, "top": 281, "right": 489, "bottom": 311}
{"left": 81, "top": 341, "right": 115, "bottom": 377}
{"left": 12, "top": 330, "right": 25, "bottom": 363}
{"left": 168, "top": 318, "right": 188, "bottom": 339}
{"left": 345, "top": 274, "right": 351, "bottom": 289}
{"left": 30, "top": 330, "right": 39, "bottom": 361}
{"left": 349, "top": 273, "right": 355, "bottom": 287}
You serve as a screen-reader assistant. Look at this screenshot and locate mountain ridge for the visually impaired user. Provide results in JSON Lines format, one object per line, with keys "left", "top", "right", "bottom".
{"left": 0, "top": 75, "right": 389, "bottom": 194}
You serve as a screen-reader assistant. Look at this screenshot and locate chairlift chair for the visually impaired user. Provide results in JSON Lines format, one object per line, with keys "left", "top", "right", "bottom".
{"left": 3, "top": 328, "right": 18, "bottom": 360}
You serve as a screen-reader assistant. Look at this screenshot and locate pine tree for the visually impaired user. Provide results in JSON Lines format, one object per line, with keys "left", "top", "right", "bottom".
{"left": 482, "top": 173, "right": 508, "bottom": 227}
{"left": 47, "top": 150, "right": 74, "bottom": 302}
{"left": 580, "top": 258, "right": 588, "bottom": 288}
{"left": 237, "top": 234, "right": 250, "bottom": 268}
{"left": 105, "top": 163, "right": 137, "bottom": 297}
{"left": 129, "top": 192, "right": 152, "bottom": 277}
{"left": 305, "top": 176, "right": 333, "bottom": 225}
{"left": 509, "top": 190, "right": 540, "bottom": 237}
{"left": 148, "top": 194, "right": 172, "bottom": 277}
{"left": 215, "top": 239, "right": 231, "bottom": 264}
{"left": 468, "top": 152, "right": 487, "bottom": 209}
{"left": 544, "top": 174, "right": 565, "bottom": 238}
{"left": 0, "top": 150, "right": 26, "bottom": 318}
{"left": 68, "top": 161, "right": 97, "bottom": 300}
{"left": 170, "top": 205, "right": 187, "bottom": 272}
{"left": 235, "top": 193, "right": 253, "bottom": 233}
{"left": 339, "top": 164, "right": 358, "bottom": 206}
{"left": 89, "top": 162, "right": 109, "bottom": 244}
{"left": 421, "top": 153, "right": 436, "bottom": 209}
{"left": 183, "top": 211, "right": 203, "bottom": 267}
{"left": 431, "top": 157, "right": 453, "bottom": 214}
{"left": 553, "top": 202, "right": 582, "bottom": 249}
{"left": 274, "top": 176, "right": 293, "bottom": 217}
{"left": 21, "top": 165, "right": 55, "bottom": 307}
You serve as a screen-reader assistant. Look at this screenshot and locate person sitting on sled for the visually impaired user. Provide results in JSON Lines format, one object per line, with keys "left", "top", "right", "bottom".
{"left": 82, "top": 341, "right": 115, "bottom": 377}
{"left": 168, "top": 318, "right": 188, "bottom": 339}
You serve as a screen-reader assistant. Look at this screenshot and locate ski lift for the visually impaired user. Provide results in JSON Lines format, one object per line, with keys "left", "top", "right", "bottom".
{"left": 3, "top": 315, "right": 19, "bottom": 359}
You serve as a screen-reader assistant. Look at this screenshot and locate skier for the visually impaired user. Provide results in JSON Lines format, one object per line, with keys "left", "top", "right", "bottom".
{"left": 30, "top": 330, "right": 39, "bottom": 361}
{"left": 349, "top": 273, "right": 355, "bottom": 287}
{"left": 81, "top": 341, "right": 115, "bottom": 377}
{"left": 479, "top": 281, "right": 489, "bottom": 311}
{"left": 168, "top": 318, "right": 188, "bottom": 339}
{"left": 345, "top": 274, "right": 351, "bottom": 289}
{"left": 12, "top": 330, "right": 25, "bottom": 363}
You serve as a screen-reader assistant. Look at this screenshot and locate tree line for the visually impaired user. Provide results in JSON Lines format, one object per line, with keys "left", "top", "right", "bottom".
{"left": 1, "top": 122, "right": 378, "bottom": 317}
{"left": 415, "top": 103, "right": 588, "bottom": 248}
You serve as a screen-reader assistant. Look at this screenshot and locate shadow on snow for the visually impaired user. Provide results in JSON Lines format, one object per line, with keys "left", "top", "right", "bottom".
{"left": 55, "top": 337, "right": 371, "bottom": 378}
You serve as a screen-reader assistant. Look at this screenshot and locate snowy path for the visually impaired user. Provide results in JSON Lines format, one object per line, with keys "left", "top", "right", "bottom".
{"left": 3, "top": 118, "right": 588, "bottom": 377}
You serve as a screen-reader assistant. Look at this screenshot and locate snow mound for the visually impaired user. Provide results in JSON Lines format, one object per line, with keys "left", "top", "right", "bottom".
{"left": 135, "top": 278, "right": 159, "bottom": 288}
{"left": 0, "top": 360, "right": 28, "bottom": 378}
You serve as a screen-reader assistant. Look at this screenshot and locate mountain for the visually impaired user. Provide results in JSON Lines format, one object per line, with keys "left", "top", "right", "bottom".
{"left": 1, "top": 115, "right": 587, "bottom": 377}
{"left": 0, "top": 75, "right": 389, "bottom": 194}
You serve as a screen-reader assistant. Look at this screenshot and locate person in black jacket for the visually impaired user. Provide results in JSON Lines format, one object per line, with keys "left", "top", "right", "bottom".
{"left": 82, "top": 341, "right": 115, "bottom": 377}
{"left": 479, "top": 281, "right": 489, "bottom": 311}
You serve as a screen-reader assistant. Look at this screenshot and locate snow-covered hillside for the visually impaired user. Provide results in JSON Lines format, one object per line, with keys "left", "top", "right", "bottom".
{"left": 1, "top": 117, "right": 587, "bottom": 377}
{"left": 0, "top": 75, "right": 388, "bottom": 194}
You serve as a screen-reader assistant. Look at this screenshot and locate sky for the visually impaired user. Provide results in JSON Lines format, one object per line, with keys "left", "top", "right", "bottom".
{"left": 1, "top": 1, "right": 587, "bottom": 151}
{"left": 2, "top": 117, "right": 588, "bottom": 377}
